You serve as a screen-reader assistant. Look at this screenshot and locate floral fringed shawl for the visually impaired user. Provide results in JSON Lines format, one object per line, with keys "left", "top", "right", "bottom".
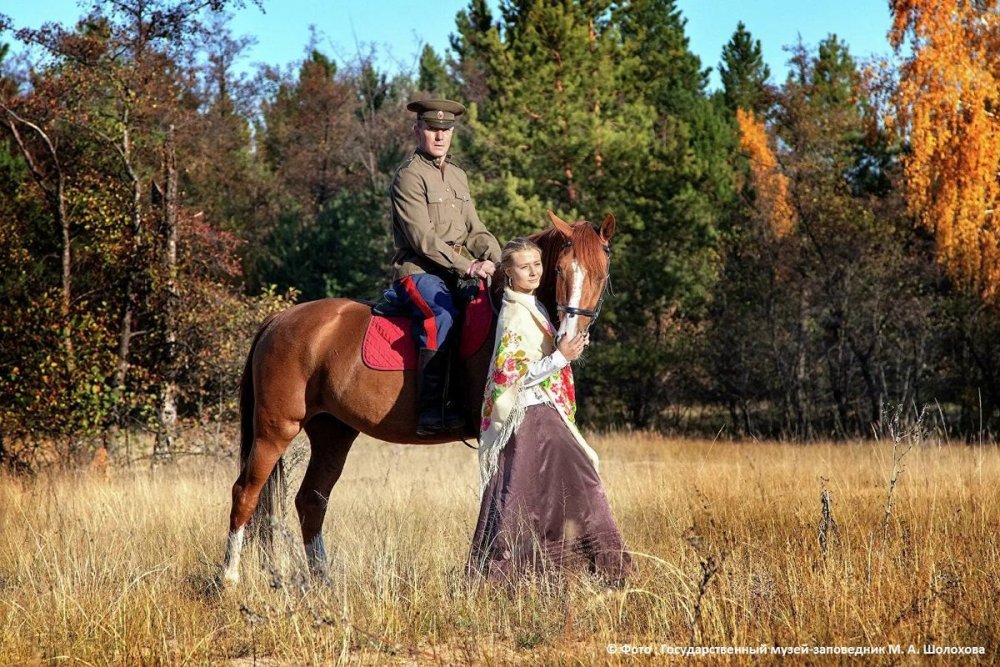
{"left": 477, "top": 287, "right": 600, "bottom": 493}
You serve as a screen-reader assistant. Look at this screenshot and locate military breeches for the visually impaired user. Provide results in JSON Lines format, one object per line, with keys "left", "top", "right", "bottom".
{"left": 384, "top": 274, "right": 458, "bottom": 350}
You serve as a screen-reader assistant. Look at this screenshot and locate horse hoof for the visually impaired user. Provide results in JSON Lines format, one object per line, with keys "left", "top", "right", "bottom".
{"left": 219, "top": 568, "right": 240, "bottom": 588}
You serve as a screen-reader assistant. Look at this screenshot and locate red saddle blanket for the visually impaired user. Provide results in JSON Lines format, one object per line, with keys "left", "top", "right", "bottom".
{"left": 362, "top": 282, "right": 494, "bottom": 371}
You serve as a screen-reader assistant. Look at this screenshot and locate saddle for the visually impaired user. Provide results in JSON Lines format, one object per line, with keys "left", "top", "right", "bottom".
{"left": 362, "top": 280, "right": 493, "bottom": 371}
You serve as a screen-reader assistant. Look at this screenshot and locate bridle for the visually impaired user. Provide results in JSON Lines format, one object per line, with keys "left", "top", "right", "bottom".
{"left": 555, "top": 239, "right": 612, "bottom": 334}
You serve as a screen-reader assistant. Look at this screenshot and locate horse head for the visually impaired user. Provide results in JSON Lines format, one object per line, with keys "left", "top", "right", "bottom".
{"left": 534, "top": 210, "right": 616, "bottom": 340}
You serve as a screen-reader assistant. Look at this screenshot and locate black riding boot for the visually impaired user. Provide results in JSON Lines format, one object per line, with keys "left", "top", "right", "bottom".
{"left": 416, "top": 347, "right": 465, "bottom": 435}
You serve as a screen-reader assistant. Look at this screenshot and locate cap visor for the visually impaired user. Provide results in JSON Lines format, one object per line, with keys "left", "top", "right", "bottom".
{"left": 424, "top": 120, "right": 456, "bottom": 130}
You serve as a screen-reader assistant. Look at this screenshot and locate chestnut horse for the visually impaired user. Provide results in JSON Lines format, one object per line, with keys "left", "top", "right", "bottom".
{"left": 221, "top": 211, "right": 616, "bottom": 584}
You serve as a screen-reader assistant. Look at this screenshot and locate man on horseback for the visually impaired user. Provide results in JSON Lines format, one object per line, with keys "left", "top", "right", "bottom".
{"left": 384, "top": 98, "right": 501, "bottom": 435}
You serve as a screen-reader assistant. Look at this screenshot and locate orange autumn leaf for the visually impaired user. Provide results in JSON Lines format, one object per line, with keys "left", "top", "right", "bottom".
{"left": 737, "top": 108, "right": 796, "bottom": 237}
{"left": 891, "top": 0, "right": 1000, "bottom": 300}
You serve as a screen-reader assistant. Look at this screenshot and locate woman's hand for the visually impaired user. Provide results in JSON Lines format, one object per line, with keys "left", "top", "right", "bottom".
{"left": 557, "top": 332, "right": 589, "bottom": 362}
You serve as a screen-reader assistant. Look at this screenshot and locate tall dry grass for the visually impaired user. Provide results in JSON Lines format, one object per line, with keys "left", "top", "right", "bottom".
{"left": 0, "top": 431, "right": 997, "bottom": 665}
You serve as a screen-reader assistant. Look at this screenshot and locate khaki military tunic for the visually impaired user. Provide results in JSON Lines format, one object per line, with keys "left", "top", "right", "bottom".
{"left": 390, "top": 150, "right": 501, "bottom": 281}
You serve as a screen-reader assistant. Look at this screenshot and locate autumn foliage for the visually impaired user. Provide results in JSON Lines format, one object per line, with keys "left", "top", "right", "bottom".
{"left": 891, "top": 0, "right": 1000, "bottom": 300}
{"left": 736, "top": 108, "right": 796, "bottom": 237}
{"left": 3, "top": 1, "right": 1000, "bottom": 457}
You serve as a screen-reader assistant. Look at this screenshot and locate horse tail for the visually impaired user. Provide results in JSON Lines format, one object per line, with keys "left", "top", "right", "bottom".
{"left": 239, "top": 312, "right": 287, "bottom": 546}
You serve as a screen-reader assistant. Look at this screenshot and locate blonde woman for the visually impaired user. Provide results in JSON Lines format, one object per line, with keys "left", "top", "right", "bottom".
{"left": 467, "top": 238, "right": 632, "bottom": 583}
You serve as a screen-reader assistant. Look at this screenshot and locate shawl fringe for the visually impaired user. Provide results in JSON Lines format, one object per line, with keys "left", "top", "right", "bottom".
{"left": 478, "top": 379, "right": 528, "bottom": 494}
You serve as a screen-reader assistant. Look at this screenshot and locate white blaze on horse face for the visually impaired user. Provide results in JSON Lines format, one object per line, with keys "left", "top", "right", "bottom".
{"left": 221, "top": 526, "right": 245, "bottom": 585}
{"left": 558, "top": 260, "right": 585, "bottom": 340}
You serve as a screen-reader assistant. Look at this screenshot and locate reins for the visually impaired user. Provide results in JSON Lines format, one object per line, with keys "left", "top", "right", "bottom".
{"left": 485, "top": 274, "right": 501, "bottom": 316}
{"left": 458, "top": 275, "right": 498, "bottom": 451}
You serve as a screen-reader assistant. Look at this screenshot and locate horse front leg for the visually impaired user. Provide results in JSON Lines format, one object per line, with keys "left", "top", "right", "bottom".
{"left": 297, "top": 413, "right": 358, "bottom": 579}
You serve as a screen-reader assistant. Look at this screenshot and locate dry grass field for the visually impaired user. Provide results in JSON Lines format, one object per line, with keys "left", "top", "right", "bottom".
{"left": 0, "top": 430, "right": 997, "bottom": 665}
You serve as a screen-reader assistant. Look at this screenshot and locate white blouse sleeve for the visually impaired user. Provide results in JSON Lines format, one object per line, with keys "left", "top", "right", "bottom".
{"left": 523, "top": 350, "right": 569, "bottom": 388}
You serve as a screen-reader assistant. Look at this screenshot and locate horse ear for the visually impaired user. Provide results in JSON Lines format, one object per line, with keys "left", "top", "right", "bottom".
{"left": 600, "top": 212, "right": 616, "bottom": 243}
{"left": 547, "top": 210, "right": 575, "bottom": 238}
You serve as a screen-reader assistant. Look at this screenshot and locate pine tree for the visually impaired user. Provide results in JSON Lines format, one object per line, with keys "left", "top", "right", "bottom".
{"left": 417, "top": 45, "right": 455, "bottom": 98}
{"left": 702, "top": 21, "right": 775, "bottom": 436}
{"left": 719, "top": 21, "right": 771, "bottom": 114}
{"left": 451, "top": 0, "right": 641, "bottom": 243}
{"left": 449, "top": 0, "right": 499, "bottom": 106}
{"left": 590, "top": 0, "right": 734, "bottom": 426}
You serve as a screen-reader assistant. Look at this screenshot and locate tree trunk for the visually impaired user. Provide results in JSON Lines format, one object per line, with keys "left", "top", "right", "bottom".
{"left": 57, "top": 178, "right": 75, "bottom": 374}
{"left": 847, "top": 334, "right": 883, "bottom": 432}
{"left": 107, "top": 305, "right": 133, "bottom": 461}
{"left": 1, "top": 111, "right": 75, "bottom": 372}
{"left": 154, "top": 125, "right": 179, "bottom": 464}
{"left": 792, "top": 289, "right": 810, "bottom": 438}
{"left": 821, "top": 312, "right": 850, "bottom": 438}
{"left": 108, "top": 116, "right": 143, "bottom": 461}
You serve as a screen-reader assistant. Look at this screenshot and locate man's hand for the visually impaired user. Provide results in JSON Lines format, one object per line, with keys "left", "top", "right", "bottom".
{"left": 467, "top": 260, "right": 497, "bottom": 279}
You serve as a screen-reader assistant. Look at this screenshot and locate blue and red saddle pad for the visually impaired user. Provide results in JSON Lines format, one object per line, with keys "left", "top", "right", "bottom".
{"left": 362, "top": 281, "right": 493, "bottom": 371}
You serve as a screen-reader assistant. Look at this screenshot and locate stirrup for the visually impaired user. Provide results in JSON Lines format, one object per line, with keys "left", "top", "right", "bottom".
{"left": 416, "top": 405, "right": 464, "bottom": 435}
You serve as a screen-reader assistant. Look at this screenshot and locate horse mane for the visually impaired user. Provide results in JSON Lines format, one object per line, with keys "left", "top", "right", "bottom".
{"left": 529, "top": 228, "right": 563, "bottom": 307}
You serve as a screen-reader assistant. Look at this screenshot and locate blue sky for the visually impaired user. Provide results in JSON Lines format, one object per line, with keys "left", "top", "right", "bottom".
{"left": 3, "top": 1, "right": 898, "bottom": 89}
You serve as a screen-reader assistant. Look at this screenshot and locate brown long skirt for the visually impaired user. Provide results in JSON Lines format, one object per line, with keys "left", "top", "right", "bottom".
{"left": 467, "top": 404, "right": 634, "bottom": 583}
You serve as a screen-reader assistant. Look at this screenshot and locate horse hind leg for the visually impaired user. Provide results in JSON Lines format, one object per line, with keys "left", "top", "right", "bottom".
{"left": 221, "top": 419, "right": 300, "bottom": 585}
{"left": 297, "top": 413, "right": 358, "bottom": 579}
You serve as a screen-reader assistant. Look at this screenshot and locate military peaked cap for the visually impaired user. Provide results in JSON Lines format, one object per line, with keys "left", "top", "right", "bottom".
{"left": 407, "top": 98, "right": 466, "bottom": 129}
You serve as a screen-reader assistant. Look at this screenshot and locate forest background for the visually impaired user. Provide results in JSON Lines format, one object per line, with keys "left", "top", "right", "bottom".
{"left": 1, "top": 0, "right": 999, "bottom": 469}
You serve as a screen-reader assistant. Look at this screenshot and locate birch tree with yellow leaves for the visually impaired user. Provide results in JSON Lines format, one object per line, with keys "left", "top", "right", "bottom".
{"left": 736, "top": 108, "right": 797, "bottom": 238}
{"left": 891, "top": 0, "right": 1000, "bottom": 300}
